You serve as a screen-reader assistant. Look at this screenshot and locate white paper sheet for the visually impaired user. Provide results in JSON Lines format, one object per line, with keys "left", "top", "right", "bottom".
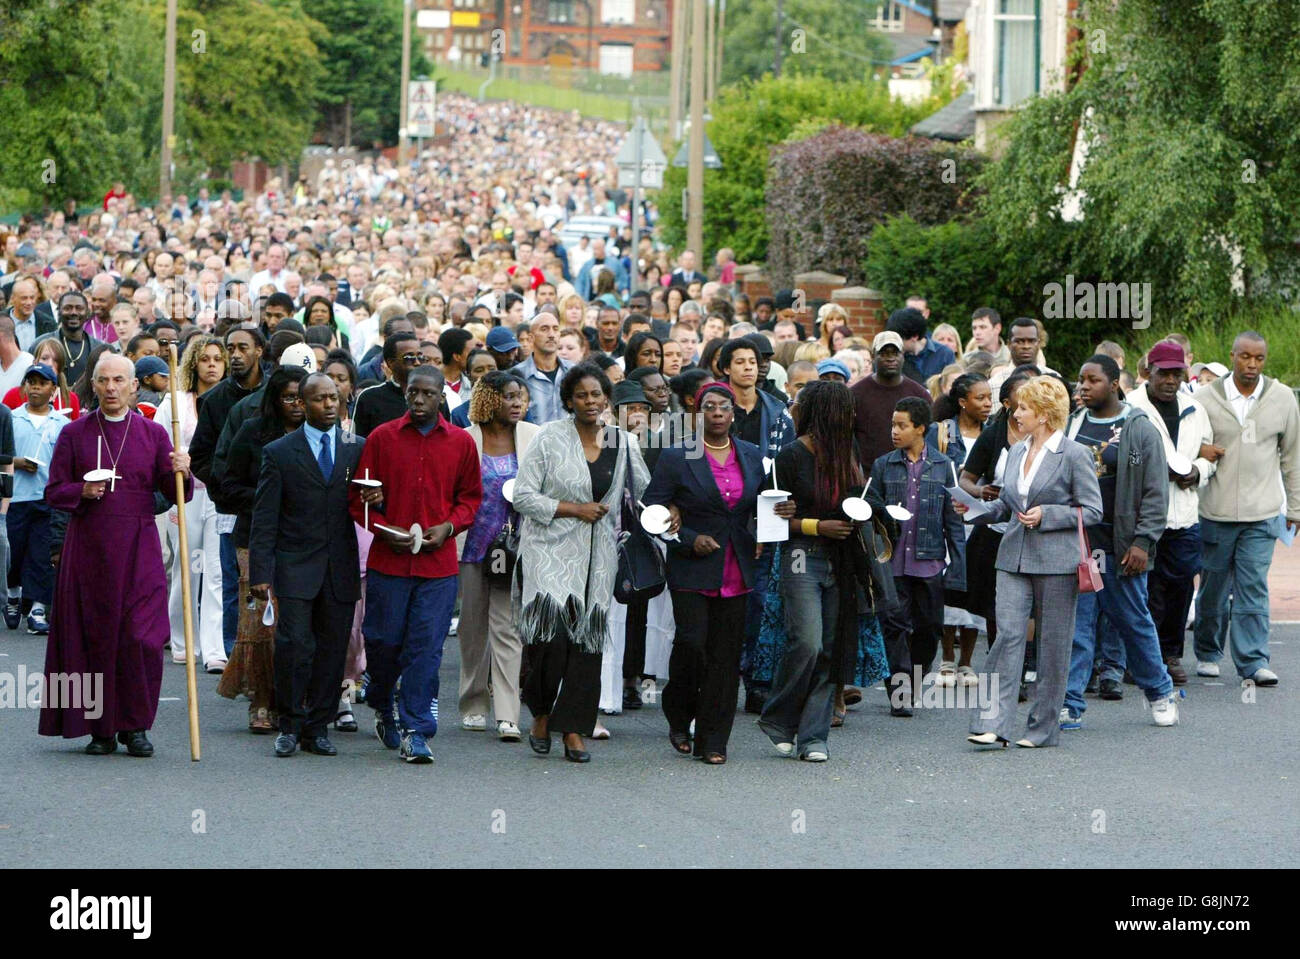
{"left": 947, "top": 484, "right": 995, "bottom": 521}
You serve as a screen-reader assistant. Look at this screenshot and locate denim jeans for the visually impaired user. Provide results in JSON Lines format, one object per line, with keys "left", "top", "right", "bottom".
{"left": 363, "top": 571, "right": 459, "bottom": 737}
{"left": 219, "top": 532, "right": 239, "bottom": 657}
{"left": 1066, "top": 553, "right": 1173, "bottom": 715}
{"left": 1194, "top": 518, "right": 1277, "bottom": 678}
{"left": 1095, "top": 609, "right": 1125, "bottom": 683}
{"left": 758, "top": 538, "right": 837, "bottom": 756}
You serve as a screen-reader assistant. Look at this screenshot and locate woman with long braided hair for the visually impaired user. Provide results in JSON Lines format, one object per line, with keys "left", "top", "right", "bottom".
{"left": 757, "top": 381, "right": 889, "bottom": 762}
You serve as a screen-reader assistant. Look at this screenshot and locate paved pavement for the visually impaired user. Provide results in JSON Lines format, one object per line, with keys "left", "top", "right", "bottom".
{"left": 2, "top": 615, "right": 1296, "bottom": 868}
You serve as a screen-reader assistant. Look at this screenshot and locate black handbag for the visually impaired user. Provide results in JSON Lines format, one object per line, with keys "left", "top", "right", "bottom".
{"left": 483, "top": 510, "right": 520, "bottom": 584}
{"left": 613, "top": 434, "right": 666, "bottom": 604}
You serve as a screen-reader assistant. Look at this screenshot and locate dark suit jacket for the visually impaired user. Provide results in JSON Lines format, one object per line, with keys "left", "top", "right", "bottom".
{"left": 249, "top": 425, "right": 364, "bottom": 601}
{"left": 30, "top": 303, "right": 59, "bottom": 338}
{"left": 643, "top": 439, "right": 765, "bottom": 592}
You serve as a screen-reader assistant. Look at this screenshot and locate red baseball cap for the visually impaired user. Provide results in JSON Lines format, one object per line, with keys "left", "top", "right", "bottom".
{"left": 1147, "top": 340, "right": 1188, "bottom": 370}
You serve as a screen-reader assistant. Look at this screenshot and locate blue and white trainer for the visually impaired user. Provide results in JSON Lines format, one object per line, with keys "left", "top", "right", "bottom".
{"left": 400, "top": 732, "right": 433, "bottom": 763}
{"left": 374, "top": 710, "right": 401, "bottom": 750}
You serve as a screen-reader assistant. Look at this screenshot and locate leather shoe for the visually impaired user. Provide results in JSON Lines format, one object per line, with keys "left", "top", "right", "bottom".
{"left": 563, "top": 745, "right": 591, "bottom": 763}
{"left": 300, "top": 735, "right": 338, "bottom": 756}
{"left": 1085, "top": 669, "right": 1099, "bottom": 695}
{"left": 890, "top": 703, "right": 913, "bottom": 718}
{"left": 85, "top": 735, "right": 117, "bottom": 755}
{"left": 117, "top": 730, "right": 154, "bottom": 757}
{"left": 744, "top": 688, "right": 767, "bottom": 714}
{"left": 622, "top": 685, "right": 643, "bottom": 710}
{"left": 1099, "top": 678, "right": 1123, "bottom": 700}
{"left": 1164, "top": 656, "right": 1188, "bottom": 686}
{"left": 274, "top": 732, "right": 298, "bottom": 757}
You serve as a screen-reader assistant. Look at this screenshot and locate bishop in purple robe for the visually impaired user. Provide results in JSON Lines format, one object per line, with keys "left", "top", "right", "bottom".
{"left": 38, "top": 353, "right": 192, "bottom": 757}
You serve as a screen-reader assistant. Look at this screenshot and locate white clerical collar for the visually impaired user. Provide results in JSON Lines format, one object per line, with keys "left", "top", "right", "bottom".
{"left": 101, "top": 410, "right": 129, "bottom": 422}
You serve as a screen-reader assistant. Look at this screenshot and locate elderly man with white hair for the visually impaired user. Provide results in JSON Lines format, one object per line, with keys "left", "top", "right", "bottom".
{"left": 39, "top": 351, "right": 194, "bottom": 758}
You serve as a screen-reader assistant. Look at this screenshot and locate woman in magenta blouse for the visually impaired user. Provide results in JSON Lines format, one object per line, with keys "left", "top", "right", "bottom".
{"left": 644, "top": 383, "right": 786, "bottom": 764}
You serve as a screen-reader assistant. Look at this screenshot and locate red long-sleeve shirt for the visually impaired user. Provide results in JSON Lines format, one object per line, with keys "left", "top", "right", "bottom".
{"left": 348, "top": 412, "right": 482, "bottom": 579}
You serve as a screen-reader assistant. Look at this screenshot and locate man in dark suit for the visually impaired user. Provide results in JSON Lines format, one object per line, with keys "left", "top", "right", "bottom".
{"left": 250, "top": 372, "right": 365, "bottom": 758}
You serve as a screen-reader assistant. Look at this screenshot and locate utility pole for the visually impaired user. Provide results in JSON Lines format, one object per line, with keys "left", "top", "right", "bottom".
{"left": 774, "top": 0, "right": 783, "bottom": 78}
{"left": 687, "top": 0, "right": 705, "bottom": 256}
{"left": 715, "top": 0, "right": 726, "bottom": 94}
{"left": 399, "top": 0, "right": 413, "bottom": 167}
{"left": 705, "top": 0, "right": 714, "bottom": 102}
{"left": 160, "top": 0, "right": 178, "bottom": 202}
{"left": 669, "top": 0, "right": 686, "bottom": 140}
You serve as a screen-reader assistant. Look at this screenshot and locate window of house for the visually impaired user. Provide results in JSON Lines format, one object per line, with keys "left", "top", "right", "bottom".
{"left": 548, "top": 0, "right": 575, "bottom": 23}
{"left": 603, "top": 0, "right": 635, "bottom": 24}
{"left": 598, "top": 43, "right": 634, "bottom": 76}
{"left": 868, "top": 1, "right": 905, "bottom": 33}
{"left": 994, "top": 0, "right": 1040, "bottom": 106}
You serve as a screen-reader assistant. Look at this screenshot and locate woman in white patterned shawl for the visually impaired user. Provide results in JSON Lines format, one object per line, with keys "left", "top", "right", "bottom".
{"left": 513, "top": 363, "right": 650, "bottom": 762}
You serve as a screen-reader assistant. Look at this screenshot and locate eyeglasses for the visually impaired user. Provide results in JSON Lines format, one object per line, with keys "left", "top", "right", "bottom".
{"left": 700, "top": 403, "right": 733, "bottom": 414}
{"left": 280, "top": 394, "right": 304, "bottom": 406}
{"left": 644, "top": 383, "right": 671, "bottom": 394}
{"left": 401, "top": 353, "right": 426, "bottom": 365}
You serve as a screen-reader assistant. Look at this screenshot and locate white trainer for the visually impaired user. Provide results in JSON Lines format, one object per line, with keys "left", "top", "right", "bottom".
{"left": 497, "top": 721, "right": 521, "bottom": 741}
{"left": 461, "top": 713, "right": 487, "bottom": 731}
{"left": 803, "top": 750, "right": 828, "bottom": 762}
{"left": 1196, "top": 661, "right": 1220, "bottom": 677}
{"left": 1250, "top": 667, "right": 1279, "bottom": 686}
{"left": 1152, "top": 695, "right": 1179, "bottom": 727}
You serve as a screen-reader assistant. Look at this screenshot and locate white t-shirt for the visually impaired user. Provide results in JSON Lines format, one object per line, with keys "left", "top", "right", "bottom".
{"left": 0, "top": 351, "right": 34, "bottom": 396}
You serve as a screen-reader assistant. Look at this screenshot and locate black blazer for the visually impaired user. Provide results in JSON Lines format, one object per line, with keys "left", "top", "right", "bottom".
{"left": 644, "top": 439, "right": 765, "bottom": 592}
{"left": 30, "top": 303, "right": 59, "bottom": 338}
{"left": 249, "top": 425, "right": 364, "bottom": 602}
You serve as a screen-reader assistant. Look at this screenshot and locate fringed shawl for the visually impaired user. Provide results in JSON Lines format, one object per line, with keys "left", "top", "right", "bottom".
{"left": 512, "top": 418, "right": 649, "bottom": 653}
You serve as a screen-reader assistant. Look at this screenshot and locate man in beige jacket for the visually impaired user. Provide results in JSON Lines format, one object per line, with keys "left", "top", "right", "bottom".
{"left": 1193, "top": 331, "right": 1300, "bottom": 686}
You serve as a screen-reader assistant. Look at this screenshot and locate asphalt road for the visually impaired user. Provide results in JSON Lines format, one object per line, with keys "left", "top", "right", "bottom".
{"left": 1, "top": 622, "right": 1295, "bottom": 868}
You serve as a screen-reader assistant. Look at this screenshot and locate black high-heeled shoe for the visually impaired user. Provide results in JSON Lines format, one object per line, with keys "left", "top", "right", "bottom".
{"left": 563, "top": 745, "right": 590, "bottom": 763}
{"left": 669, "top": 730, "right": 692, "bottom": 755}
{"left": 528, "top": 732, "right": 551, "bottom": 754}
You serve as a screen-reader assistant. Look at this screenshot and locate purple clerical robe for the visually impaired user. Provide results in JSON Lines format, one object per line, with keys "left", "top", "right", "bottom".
{"left": 39, "top": 410, "right": 192, "bottom": 740}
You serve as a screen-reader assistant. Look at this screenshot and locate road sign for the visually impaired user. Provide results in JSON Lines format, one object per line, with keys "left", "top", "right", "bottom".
{"left": 672, "top": 131, "right": 723, "bottom": 169}
{"left": 616, "top": 123, "right": 669, "bottom": 190}
{"left": 408, "top": 80, "right": 436, "bottom": 138}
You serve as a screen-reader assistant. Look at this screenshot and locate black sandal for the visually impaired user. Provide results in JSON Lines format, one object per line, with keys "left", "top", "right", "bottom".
{"left": 669, "top": 730, "right": 692, "bottom": 755}
{"left": 704, "top": 752, "right": 726, "bottom": 765}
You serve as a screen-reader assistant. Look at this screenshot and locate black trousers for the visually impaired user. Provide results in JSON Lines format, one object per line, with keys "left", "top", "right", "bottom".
{"left": 663, "top": 591, "right": 747, "bottom": 757}
{"left": 1148, "top": 525, "right": 1202, "bottom": 659}
{"left": 623, "top": 593, "right": 649, "bottom": 682}
{"left": 521, "top": 623, "right": 601, "bottom": 736}
{"left": 878, "top": 573, "right": 944, "bottom": 696}
{"left": 274, "top": 584, "right": 353, "bottom": 739}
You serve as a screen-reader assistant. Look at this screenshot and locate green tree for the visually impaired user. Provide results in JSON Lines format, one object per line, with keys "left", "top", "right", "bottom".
{"left": 655, "top": 73, "right": 943, "bottom": 264}
{"left": 977, "top": 0, "right": 1300, "bottom": 327}
{"left": 0, "top": 0, "right": 159, "bottom": 210}
{"left": 721, "top": 0, "right": 893, "bottom": 86}
{"left": 311, "top": 0, "right": 432, "bottom": 149}
{"left": 169, "top": 0, "right": 326, "bottom": 172}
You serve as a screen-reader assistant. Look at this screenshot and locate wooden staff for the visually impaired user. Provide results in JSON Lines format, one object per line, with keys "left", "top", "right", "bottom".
{"left": 167, "top": 342, "right": 201, "bottom": 762}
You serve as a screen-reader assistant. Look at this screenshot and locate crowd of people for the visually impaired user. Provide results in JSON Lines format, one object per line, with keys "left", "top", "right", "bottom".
{"left": 3, "top": 94, "right": 1295, "bottom": 764}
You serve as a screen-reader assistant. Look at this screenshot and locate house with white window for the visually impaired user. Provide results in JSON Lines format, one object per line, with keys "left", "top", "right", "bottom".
{"left": 966, "top": 0, "right": 1071, "bottom": 152}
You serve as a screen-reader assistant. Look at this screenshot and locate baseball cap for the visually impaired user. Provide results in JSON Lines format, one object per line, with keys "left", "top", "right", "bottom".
{"left": 872, "top": 330, "right": 904, "bottom": 353}
{"left": 279, "top": 343, "right": 318, "bottom": 373}
{"left": 134, "top": 356, "right": 169, "bottom": 380}
{"left": 817, "top": 358, "right": 851, "bottom": 381}
{"left": 486, "top": 326, "right": 521, "bottom": 352}
{"left": 1146, "top": 340, "right": 1188, "bottom": 370}
{"left": 23, "top": 363, "right": 60, "bottom": 384}
{"left": 1190, "top": 361, "right": 1228, "bottom": 379}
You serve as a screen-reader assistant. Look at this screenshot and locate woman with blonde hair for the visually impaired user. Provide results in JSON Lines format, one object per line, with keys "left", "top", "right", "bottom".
{"left": 931, "top": 322, "right": 964, "bottom": 362}
{"left": 961, "top": 376, "right": 1102, "bottom": 749}
{"left": 925, "top": 362, "right": 966, "bottom": 403}
{"left": 793, "top": 341, "right": 830, "bottom": 365}
{"left": 559, "top": 293, "right": 587, "bottom": 331}
{"left": 818, "top": 304, "right": 850, "bottom": 348}
{"left": 156, "top": 334, "right": 230, "bottom": 672}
